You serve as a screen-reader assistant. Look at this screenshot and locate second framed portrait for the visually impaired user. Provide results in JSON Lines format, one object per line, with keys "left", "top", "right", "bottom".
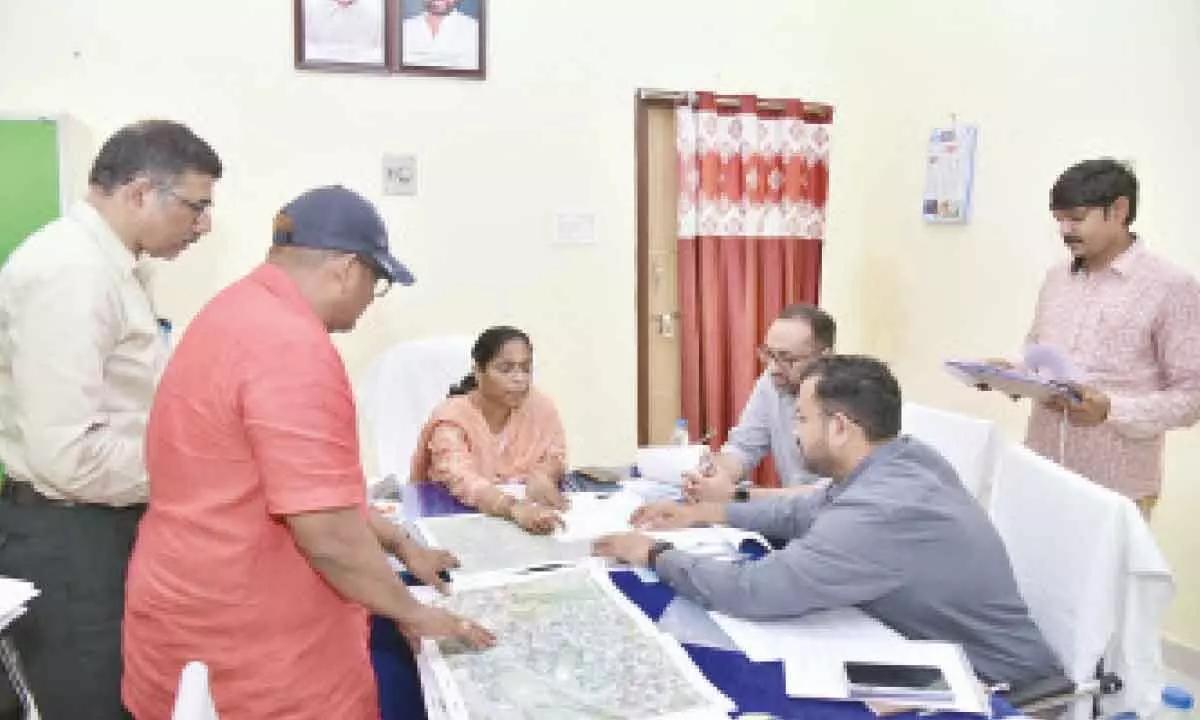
{"left": 395, "top": 0, "right": 486, "bottom": 79}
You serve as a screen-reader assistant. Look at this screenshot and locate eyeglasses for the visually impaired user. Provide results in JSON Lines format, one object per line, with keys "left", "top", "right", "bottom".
{"left": 162, "top": 188, "right": 213, "bottom": 218}
{"left": 756, "top": 345, "right": 816, "bottom": 369}
{"left": 355, "top": 255, "right": 393, "bottom": 298}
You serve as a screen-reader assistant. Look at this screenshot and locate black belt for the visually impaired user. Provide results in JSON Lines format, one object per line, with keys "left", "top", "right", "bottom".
{"left": 0, "top": 478, "right": 78, "bottom": 507}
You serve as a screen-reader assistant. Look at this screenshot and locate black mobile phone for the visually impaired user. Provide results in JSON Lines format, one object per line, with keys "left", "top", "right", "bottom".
{"left": 844, "top": 661, "right": 951, "bottom": 698}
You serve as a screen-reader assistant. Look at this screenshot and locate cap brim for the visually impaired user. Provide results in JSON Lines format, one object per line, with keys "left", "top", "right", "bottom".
{"left": 373, "top": 250, "right": 415, "bottom": 286}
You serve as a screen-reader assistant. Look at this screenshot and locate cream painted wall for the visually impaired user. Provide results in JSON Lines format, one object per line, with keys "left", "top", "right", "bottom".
{"left": 0, "top": 0, "right": 1195, "bottom": 645}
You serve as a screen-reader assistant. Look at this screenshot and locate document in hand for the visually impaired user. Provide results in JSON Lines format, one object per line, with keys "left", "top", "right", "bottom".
{"left": 553, "top": 489, "right": 645, "bottom": 542}
{"left": 944, "top": 360, "right": 1082, "bottom": 402}
{"left": 634, "top": 444, "right": 705, "bottom": 485}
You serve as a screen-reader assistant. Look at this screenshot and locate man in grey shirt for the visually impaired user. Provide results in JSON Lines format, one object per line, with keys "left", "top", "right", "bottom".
{"left": 597, "top": 355, "right": 1063, "bottom": 689}
{"left": 684, "top": 304, "right": 833, "bottom": 503}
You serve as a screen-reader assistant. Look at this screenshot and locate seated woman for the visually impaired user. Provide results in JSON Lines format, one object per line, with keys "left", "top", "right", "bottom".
{"left": 411, "top": 326, "right": 567, "bottom": 534}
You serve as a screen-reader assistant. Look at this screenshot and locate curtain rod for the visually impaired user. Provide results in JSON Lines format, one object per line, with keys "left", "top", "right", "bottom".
{"left": 637, "top": 88, "right": 831, "bottom": 114}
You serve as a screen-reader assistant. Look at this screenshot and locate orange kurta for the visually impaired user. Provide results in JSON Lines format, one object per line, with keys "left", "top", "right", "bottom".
{"left": 123, "top": 264, "right": 377, "bottom": 720}
{"left": 410, "top": 391, "right": 566, "bottom": 506}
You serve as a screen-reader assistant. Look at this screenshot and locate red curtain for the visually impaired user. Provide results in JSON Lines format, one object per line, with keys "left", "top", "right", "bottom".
{"left": 676, "top": 92, "right": 831, "bottom": 487}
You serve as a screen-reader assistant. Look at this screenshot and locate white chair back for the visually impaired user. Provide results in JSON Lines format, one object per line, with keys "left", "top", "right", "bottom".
{"left": 900, "top": 402, "right": 1000, "bottom": 503}
{"left": 358, "top": 335, "right": 474, "bottom": 483}
{"left": 989, "top": 443, "right": 1171, "bottom": 718}
{"left": 171, "top": 661, "right": 217, "bottom": 720}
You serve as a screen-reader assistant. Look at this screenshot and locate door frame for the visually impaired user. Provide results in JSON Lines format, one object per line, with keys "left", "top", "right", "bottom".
{"left": 634, "top": 92, "right": 678, "bottom": 446}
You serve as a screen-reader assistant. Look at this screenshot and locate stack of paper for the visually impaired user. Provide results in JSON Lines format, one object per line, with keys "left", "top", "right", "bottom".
{"left": 634, "top": 444, "right": 705, "bottom": 484}
{"left": 553, "top": 489, "right": 645, "bottom": 542}
{"left": 710, "top": 606, "right": 984, "bottom": 712}
{"left": 0, "top": 576, "right": 38, "bottom": 632}
{"left": 709, "top": 606, "right": 907, "bottom": 663}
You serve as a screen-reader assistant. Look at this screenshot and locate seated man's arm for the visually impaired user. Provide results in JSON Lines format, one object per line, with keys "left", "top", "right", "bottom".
{"left": 656, "top": 503, "right": 904, "bottom": 619}
{"left": 723, "top": 489, "right": 826, "bottom": 541}
{"left": 722, "top": 378, "right": 774, "bottom": 474}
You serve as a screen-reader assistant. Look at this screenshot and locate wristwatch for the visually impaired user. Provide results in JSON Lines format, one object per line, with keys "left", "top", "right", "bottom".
{"left": 732, "top": 484, "right": 752, "bottom": 502}
{"left": 647, "top": 540, "right": 675, "bottom": 570}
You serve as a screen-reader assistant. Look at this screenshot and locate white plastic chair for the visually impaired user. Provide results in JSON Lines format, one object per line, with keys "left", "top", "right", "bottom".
{"left": 988, "top": 442, "right": 1172, "bottom": 719}
{"left": 171, "top": 661, "right": 217, "bottom": 720}
{"left": 357, "top": 335, "right": 474, "bottom": 485}
{"left": 900, "top": 401, "right": 1001, "bottom": 504}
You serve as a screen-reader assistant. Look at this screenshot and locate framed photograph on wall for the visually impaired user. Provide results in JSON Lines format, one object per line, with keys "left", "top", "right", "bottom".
{"left": 395, "top": 0, "right": 486, "bottom": 79}
{"left": 295, "top": 0, "right": 391, "bottom": 72}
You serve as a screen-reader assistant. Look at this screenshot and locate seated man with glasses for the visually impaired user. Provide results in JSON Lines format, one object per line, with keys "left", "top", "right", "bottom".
{"left": 684, "top": 304, "right": 835, "bottom": 503}
{"left": 596, "top": 356, "right": 1066, "bottom": 694}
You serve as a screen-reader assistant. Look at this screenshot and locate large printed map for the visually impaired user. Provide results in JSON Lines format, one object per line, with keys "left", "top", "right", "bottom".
{"left": 425, "top": 566, "right": 730, "bottom": 719}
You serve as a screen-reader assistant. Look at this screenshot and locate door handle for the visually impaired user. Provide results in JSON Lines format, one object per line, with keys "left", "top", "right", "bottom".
{"left": 656, "top": 311, "right": 679, "bottom": 338}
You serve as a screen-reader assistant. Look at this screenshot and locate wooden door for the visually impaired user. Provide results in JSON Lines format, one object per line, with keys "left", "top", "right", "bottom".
{"left": 636, "top": 100, "right": 682, "bottom": 445}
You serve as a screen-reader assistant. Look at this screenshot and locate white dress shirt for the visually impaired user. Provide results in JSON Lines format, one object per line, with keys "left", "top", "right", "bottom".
{"left": 0, "top": 201, "right": 167, "bottom": 506}
{"left": 401, "top": 9, "right": 479, "bottom": 70}
{"left": 304, "top": 0, "right": 385, "bottom": 64}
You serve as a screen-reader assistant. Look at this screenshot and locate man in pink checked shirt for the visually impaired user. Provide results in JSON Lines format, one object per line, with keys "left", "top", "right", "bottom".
{"left": 986, "top": 159, "right": 1200, "bottom": 517}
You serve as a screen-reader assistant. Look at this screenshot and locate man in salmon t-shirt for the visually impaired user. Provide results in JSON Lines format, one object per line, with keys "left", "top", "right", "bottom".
{"left": 122, "top": 185, "right": 494, "bottom": 720}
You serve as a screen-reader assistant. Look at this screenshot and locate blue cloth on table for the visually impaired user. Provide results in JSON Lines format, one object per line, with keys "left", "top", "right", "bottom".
{"left": 406, "top": 481, "right": 473, "bottom": 516}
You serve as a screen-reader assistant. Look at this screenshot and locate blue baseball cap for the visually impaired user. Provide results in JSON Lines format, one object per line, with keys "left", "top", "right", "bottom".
{"left": 272, "top": 185, "right": 414, "bottom": 286}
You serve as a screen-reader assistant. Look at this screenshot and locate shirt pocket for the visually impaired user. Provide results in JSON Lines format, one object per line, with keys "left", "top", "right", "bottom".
{"left": 1085, "top": 300, "right": 1156, "bottom": 380}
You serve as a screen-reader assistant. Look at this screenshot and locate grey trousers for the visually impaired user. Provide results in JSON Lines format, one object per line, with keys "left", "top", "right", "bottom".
{"left": 0, "top": 490, "right": 144, "bottom": 720}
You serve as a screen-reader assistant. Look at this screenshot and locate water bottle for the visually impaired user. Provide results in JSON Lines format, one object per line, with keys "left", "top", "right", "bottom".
{"left": 1149, "top": 686, "right": 1196, "bottom": 720}
{"left": 669, "top": 418, "right": 690, "bottom": 446}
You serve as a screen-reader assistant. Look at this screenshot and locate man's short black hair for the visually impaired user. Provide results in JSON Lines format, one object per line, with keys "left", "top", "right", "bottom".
{"left": 798, "top": 355, "right": 902, "bottom": 442}
{"left": 88, "top": 120, "right": 222, "bottom": 192}
{"left": 777, "top": 303, "right": 836, "bottom": 350}
{"left": 1050, "top": 158, "right": 1138, "bottom": 226}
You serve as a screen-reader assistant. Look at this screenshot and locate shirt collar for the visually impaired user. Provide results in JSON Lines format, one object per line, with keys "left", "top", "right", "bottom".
{"left": 70, "top": 200, "right": 137, "bottom": 277}
{"left": 1107, "top": 237, "right": 1145, "bottom": 276}
{"left": 247, "top": 263, "right": 327, "bottom": 330}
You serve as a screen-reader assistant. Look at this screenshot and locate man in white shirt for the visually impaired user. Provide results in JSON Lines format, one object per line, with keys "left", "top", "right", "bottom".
{"left": 0, "top": 120, "right": 221, "bottom": 720}
{"left": 303, "top": 0, "right": 385, "bottom": 65}
{"left": 401, "top": 0, "right": 480, "bottom": 70}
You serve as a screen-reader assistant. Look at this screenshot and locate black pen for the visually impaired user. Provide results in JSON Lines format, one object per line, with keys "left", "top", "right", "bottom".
{"left": 516, "top": 561, "right": 573, "bottom": 574}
